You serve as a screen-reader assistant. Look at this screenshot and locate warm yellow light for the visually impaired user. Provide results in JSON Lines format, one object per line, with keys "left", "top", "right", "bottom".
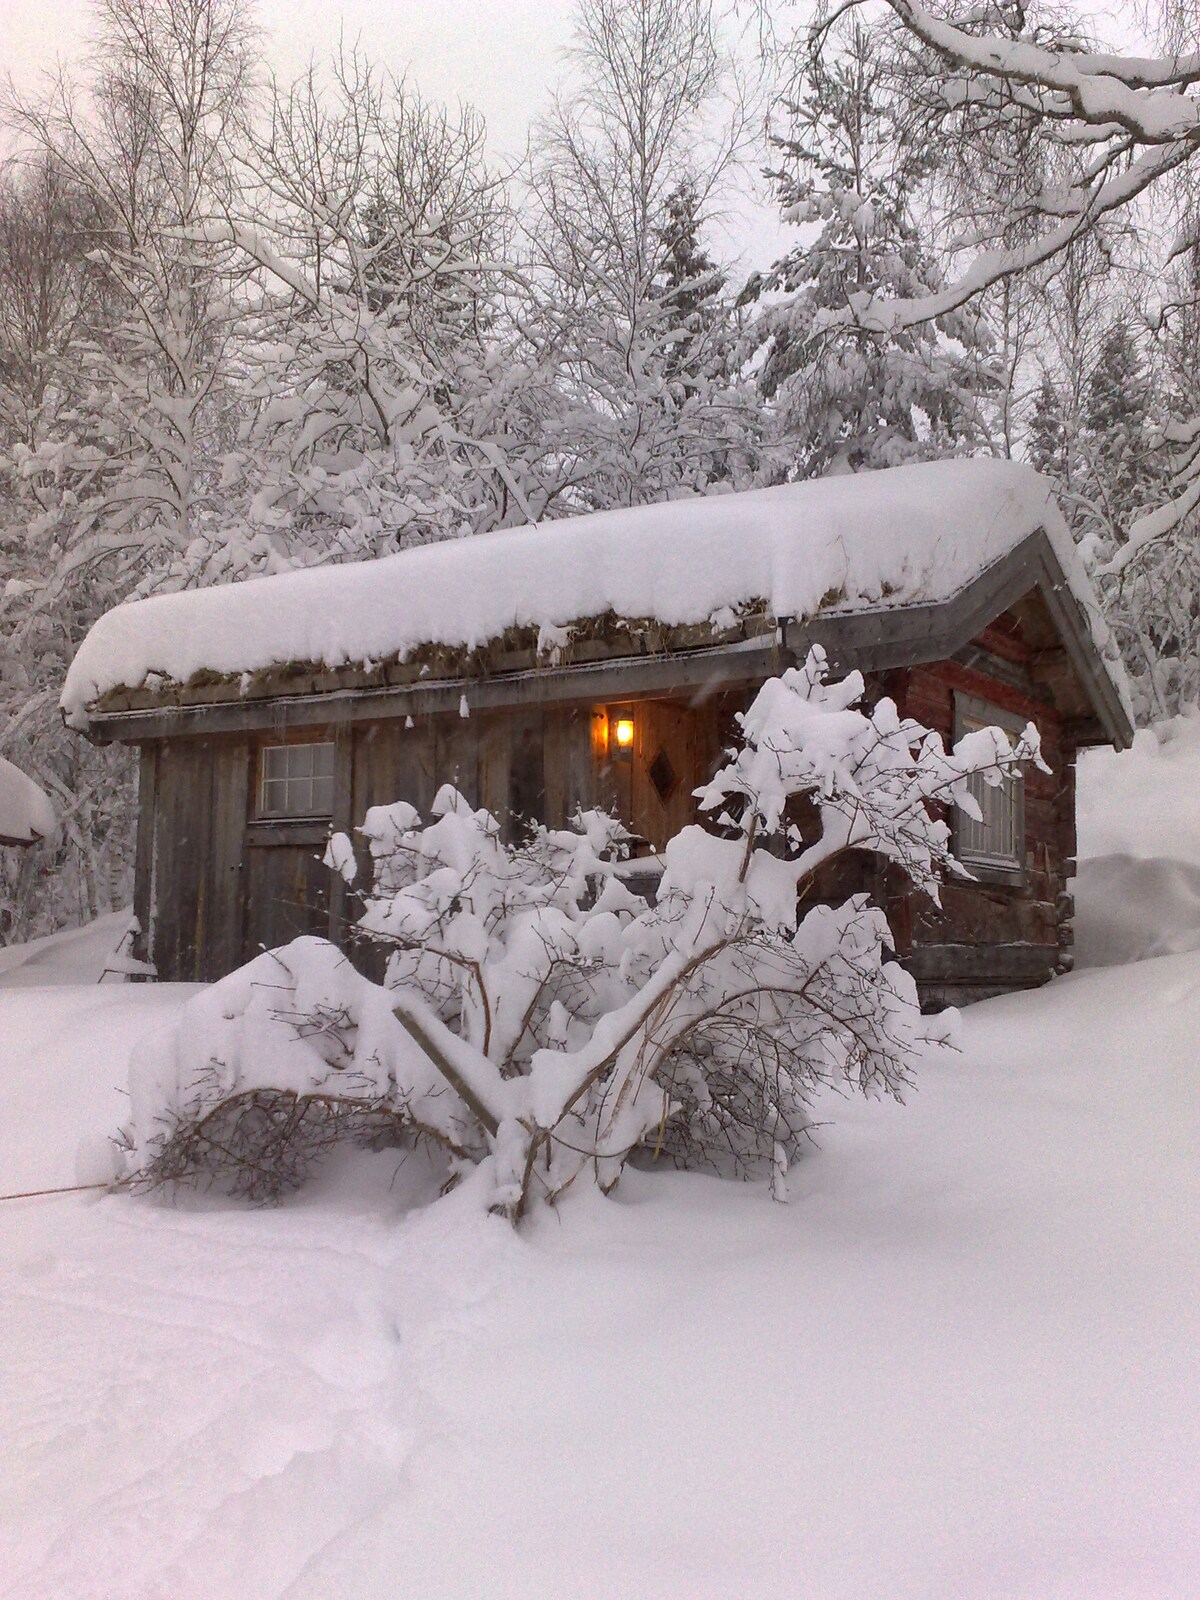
{"left": 614, "top": 716, "right": 635, "bottom": 750}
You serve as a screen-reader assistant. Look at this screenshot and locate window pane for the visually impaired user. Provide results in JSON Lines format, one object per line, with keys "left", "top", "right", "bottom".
{"left": 966, "top": 723, "right": 1017, "bottom": 876}
{"left": 260, "top": 778, "right": 285, "bottom": 814}
{"left": 257, "top": 743, "right": 335, "bottom": 817}
{"left": 312, "top": 773, "right": 335, "bottom": 815}
{"left": 262, "top": 746, "right": 288, "bottom": 781}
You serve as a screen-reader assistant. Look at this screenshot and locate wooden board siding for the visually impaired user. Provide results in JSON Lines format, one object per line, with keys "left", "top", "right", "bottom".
{"left": 139, "top": 736, "right": 251, "bottom": 982}
{"left": 208, "top": 742, "right": 251, "bottom": 976}
{"left": 596, "top": 696, "right": 727, "bottom": 853}
{"left": 132, "top": 744, "right": 158, "bottom": 970}
{"left": 243, "top": 829, "right": 331, "bottom": 963}
{"left": 129, "top": 622, "right": 1085, "bottom": 1000}
{"left": 346, "top": 706, "right": 594, "bottom": 840}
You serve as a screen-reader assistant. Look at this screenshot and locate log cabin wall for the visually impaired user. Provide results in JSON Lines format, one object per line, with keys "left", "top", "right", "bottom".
{"left": 594, "top": 695, "right": 730, "bottom": 854}
{"left": 134, "top": 703, "right": 601, "bottom": 981}
{"left": 884, "top": 621, "right": 1077, "bottom": 1008}
{"left": 133, "top": 734, "right": 253, "bottom": 983}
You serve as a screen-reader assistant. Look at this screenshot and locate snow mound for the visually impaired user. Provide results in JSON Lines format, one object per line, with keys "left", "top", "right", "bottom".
{"left": 1074, "top": 854, "right": 1200, "bottom": 968}
{"left": 124, "top": 936, "right": 472, "bottom": 1179}
{"left": 0, "top": 910, "right": 135, "bottom": 988}
{"left": 3, "top": 943, "right": 1200, "bottom": 1596}
{"left": 0, "top": 755, "right": 55, "bottom": 845}
{"left": 1075, "top": 713, "right": 1200, "bottom": 968}
{"left": 61, "top": 458, "right": 1123, "bottom": 723}
{"left": 1079, "top": 713, "right": 1200, "bottom": 862}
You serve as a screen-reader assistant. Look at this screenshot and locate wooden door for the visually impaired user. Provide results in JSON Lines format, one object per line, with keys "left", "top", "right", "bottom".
{"left": 243, "top": 825, "right": 334, "bottom": 960}
{"left": 599, "top": 698, "right": 721, "bottom": 854}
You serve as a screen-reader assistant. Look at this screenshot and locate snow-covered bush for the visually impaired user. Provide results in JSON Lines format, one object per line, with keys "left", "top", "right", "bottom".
{"left": 124, "top": 648, "right": 1044, "bottom": 1216}
{"left": 122, "top": 939, "right": 483, "bottom": 1200}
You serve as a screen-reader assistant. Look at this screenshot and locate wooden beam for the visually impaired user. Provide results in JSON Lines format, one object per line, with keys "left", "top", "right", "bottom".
{"left": 905, "top": 941, "right": 1058, "bottom": 984}
{"left": 82, "top": 641, "right": 785, "bottom": 743}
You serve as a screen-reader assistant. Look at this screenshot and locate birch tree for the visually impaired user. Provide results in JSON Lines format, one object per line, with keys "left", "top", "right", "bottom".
{"left": 0, "top": 0, "right": 256, "bottom": 937}
{"left": 523, "top": 0, "right": 764, "bottom": 509}
{"left": 207, "top": 49, "right": 563, "bottom": 565}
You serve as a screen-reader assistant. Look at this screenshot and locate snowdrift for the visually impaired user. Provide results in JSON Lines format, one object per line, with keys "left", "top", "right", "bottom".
{"left": 1075, "top": 714, "right": 1200, "bottom": 967}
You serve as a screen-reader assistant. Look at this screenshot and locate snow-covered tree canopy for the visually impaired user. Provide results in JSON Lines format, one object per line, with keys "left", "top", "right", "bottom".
{"left": 826, "top": 1, "right": 1200, "bottom": 566}
{"left": 857, "top": 1, "right": 1200, "bottom": 332}
{"left": 743, "top": 15, "right": 994, "bottom": 474}
{"left": 125, "top": 648, "right": 1045, "bottom": 1220}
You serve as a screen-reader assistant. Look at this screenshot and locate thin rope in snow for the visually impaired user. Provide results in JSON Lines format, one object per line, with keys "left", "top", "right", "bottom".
{"left": 0, "top": 1179, "right": 126, "bottom": 1203}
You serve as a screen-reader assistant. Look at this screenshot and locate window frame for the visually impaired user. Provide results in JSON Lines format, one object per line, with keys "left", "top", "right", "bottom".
{"left": 254, "top": 738, "right": 337, "bottom": 822}
{"left": 952, "top": 692, "right": 1028, "bottom": 886}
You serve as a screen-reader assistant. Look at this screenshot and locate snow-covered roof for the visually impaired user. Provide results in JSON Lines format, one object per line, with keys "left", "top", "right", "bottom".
{"left": 61, "top": 458, "right": 1127, "bottom": 726}
{"left": 0, "top": 757, "right": 55, "bottom": 847}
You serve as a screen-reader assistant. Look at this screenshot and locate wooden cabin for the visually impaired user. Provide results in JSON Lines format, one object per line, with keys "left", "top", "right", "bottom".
{"left": 62, "top": 459, "right": 1132, "bottom": 1007}
{"left": 0, "top": 756, "right": 55, "bottom": 849}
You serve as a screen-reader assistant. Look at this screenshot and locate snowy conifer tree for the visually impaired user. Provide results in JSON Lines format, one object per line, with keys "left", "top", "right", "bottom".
{"left": 742, "top": 19, "right": 993, "bottom": 477}
{"left": 1028, "top": 373, "right": 1070, "bottom": 484}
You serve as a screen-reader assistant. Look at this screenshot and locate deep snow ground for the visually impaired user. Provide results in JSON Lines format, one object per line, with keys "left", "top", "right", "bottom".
{"left": 2, "top": 955, "right": 1198, "bottom": 1598}
{"left": 3, "top": 723, "right": 1200, "bottom": 1599}
{"left": 1075, "top": 712, "right": 1200, "bottom": 965}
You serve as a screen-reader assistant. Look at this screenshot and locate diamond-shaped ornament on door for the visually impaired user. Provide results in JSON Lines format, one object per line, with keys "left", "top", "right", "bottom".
{"left": 649, "top": 747, "right": 678, "bottom": 802}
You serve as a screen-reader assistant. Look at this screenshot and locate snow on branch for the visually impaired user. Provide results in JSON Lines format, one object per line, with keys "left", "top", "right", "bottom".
{"left": 124, "top": 651, "right": 1043, "bottom": 1220}
{"left": 810, "top": 2, "right": 1200, "bottom": 334}
{"left": 888, "top": 3, "right": 1200, "bottom": 137}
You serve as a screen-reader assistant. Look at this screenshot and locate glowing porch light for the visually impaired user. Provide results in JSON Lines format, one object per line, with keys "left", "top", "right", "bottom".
{"left": 614, "top": 716, "right": 635, "bottom": 751}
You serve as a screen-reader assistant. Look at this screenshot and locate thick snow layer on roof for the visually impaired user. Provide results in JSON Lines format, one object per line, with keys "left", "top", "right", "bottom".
{"left": 0, "top": 756, "right": 55, "bottom": 845}
{"left": 62, "top": 458, "right": 1124, "bottom": 723}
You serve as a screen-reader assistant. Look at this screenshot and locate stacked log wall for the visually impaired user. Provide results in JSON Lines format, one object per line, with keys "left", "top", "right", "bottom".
{"left": 891, "top": 636, "right": 1076, "bottom": 1007}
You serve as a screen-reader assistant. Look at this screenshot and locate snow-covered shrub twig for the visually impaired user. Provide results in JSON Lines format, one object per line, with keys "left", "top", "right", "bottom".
{"left": 121, "top": 940, "right": 483, "bottom": 1198}
{"left": 125, "top": 647, "right": 1045, "bottom": 1217}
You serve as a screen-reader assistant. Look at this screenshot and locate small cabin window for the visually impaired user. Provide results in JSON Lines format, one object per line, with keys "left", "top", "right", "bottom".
{"left": 257, "top": 741, "right": 335, "bottom": 819}
{"left": 954, "top": 696, "right": 1025, "bottom": 875}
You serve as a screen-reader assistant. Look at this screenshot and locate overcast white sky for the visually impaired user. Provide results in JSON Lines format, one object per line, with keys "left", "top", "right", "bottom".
{"left": 3, "top": 0, "right": 788, "bottom": 273}
{"left": 6, "top": 0, "right": 576, "bottom": 154}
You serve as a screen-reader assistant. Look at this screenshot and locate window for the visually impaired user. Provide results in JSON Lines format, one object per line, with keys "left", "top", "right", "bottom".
{"left": 257, "top": 741, "right": 335, "bottom": 819}
{"left": 955, "top": 697, "right": 1025, "bottom": 875}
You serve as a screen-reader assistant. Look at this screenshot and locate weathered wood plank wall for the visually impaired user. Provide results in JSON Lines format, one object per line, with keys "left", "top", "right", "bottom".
{"left": 130, "top": 642, "right": 1079, "bottom": 1003}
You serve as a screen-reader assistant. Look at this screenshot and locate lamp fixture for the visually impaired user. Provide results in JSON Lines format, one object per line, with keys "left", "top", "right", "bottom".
{"left": 614, "top": 716, "right": 635, "bottom": 750}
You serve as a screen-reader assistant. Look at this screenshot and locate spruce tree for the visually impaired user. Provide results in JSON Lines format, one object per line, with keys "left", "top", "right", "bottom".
{"left": 656, "top": 180, "right": 730, "bottom": 394}
{"left": 742, "top": 19, "right": 994, "bottom": 477}
{"left": 1028, "top": 372, "right": 1070, "bottom": 485}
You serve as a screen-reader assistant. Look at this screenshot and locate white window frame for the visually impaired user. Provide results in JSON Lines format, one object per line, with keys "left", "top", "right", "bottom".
{"left": 256, "top": 740, "right": 336, "bottom": 820}
{"left": 953, "top": 693, "right": 1026, "bottom": 879}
